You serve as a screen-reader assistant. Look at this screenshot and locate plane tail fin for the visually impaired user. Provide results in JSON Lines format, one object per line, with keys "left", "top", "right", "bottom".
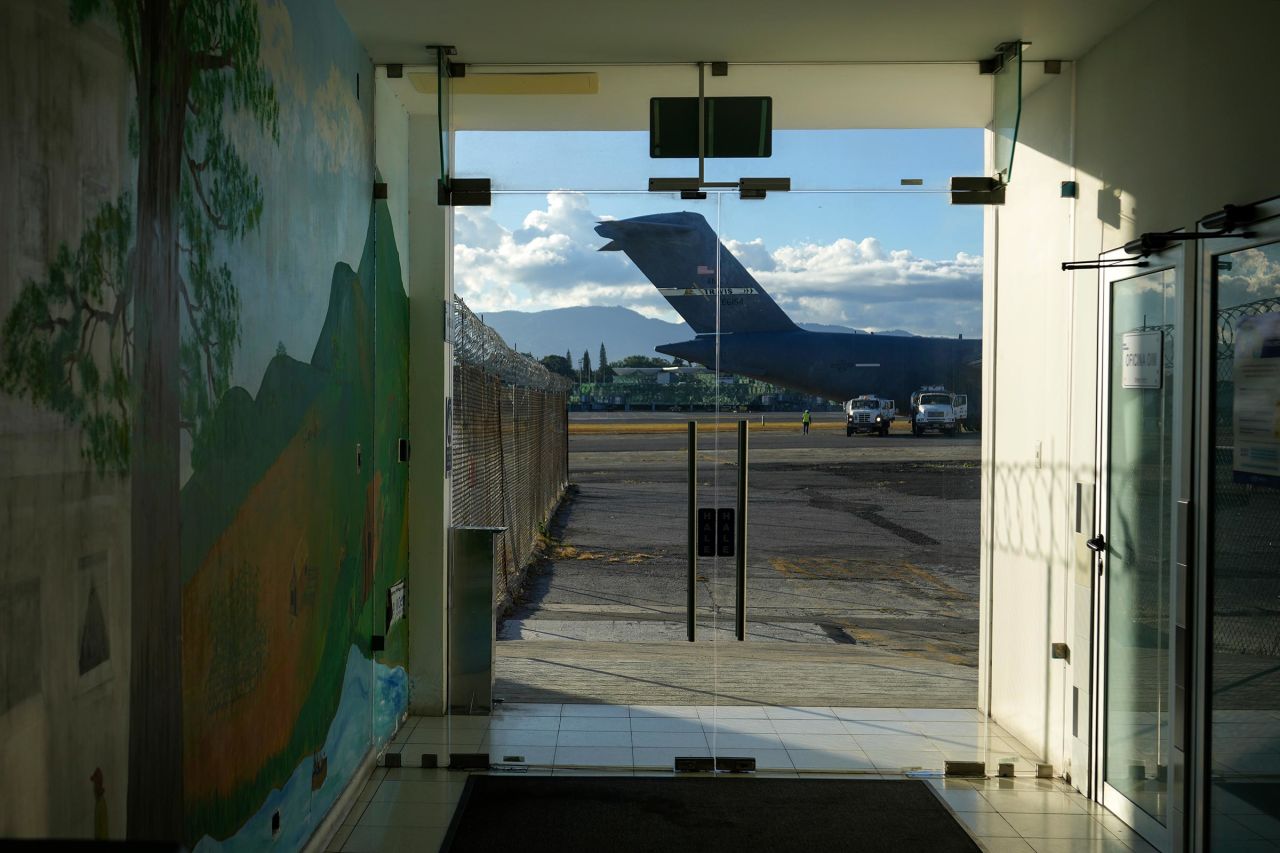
{"left": 595, "top": 212, "right": 797, "bottom": 335}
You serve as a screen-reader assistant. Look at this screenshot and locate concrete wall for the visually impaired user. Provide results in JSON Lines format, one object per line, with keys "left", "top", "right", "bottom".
{"left": 404, "top": 110, "right": 453, "bottom": 715}
{"left": 985, "top": 0, "right": 1280, "bottom": 784}
{"left": 983, "top": 66, "right": 1079, "bottom": 772}
{"left": 0, "top": 0, "right": 412, "bottom": 845}
{"left": 372, "top": 67, "right": 455, "bottom": 715}
{"left": 0, "top": 2, "right": 132, "bottom": 835}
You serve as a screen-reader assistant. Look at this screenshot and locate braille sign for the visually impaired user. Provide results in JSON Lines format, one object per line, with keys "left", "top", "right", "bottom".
{"left": 697, "top": 508, "right": 716, "bottom": 557}
{"left": 717, "top": 507, "right": 735, "bottom": 557}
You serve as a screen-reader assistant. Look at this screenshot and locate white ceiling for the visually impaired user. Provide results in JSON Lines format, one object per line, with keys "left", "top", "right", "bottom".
{"left": 338, "top": 0, "right": 1154, "bottom": 66}
{"left": 383, "top": 63, "right": 1014, "bottom": 130}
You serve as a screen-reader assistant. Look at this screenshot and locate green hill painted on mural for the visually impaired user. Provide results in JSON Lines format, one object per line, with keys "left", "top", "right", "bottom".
{"left": 181, "top": 250, "right": 381, "bottom": 584}
{"left": 180, "top": 200, "right": 408, "bottom": 843}
{"left": 371, "top": 200, "right": 410, "bottom": 668}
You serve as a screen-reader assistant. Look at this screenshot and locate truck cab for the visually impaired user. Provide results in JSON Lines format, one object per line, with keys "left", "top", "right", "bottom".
{"left": 909, "top": 387, "right": 960, "bottom": 436}
{"left": 844, "top": 395, "right": 895, "bottom": 437}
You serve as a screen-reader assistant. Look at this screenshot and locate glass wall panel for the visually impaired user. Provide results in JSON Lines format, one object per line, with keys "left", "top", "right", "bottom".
{"left": 992, "top": 44, "right": 1022, "bottom": 183}
{"left": 1105, "top": 267, "right": 1176, "bottom": 826}
{"left": 447, "top": 189, "right": 723, "bottom": 770}
{"left": 454, "top": 129, "right": 983, "bottom": 194}
{"left": 1207, "top": 241, "right": 1280, "bottom": 848}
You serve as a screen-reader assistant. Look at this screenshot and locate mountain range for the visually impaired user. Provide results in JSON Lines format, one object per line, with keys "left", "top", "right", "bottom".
{"left": 478, "top": 305, "right": 915, "bottom": 361}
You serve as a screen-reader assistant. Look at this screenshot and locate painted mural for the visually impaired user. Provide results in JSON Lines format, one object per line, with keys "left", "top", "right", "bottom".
{"left": 182, "top": 198, "right": 409, "bottom": 846}
{"left": 0, "top": 0, "right": 408, "bottom": 846}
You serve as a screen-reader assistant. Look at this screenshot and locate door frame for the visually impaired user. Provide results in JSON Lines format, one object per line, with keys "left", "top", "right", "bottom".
{"left": 1091, "top": 237, "right": 1196, "bottom": 853}
{"left": 1190, "top": 194, "right": 1280, "bottom": 852}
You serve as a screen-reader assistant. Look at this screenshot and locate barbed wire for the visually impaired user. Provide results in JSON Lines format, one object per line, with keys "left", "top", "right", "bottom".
{"left": 1217, "top": 295, "right": 1280, "bottom": 360}
{"left": 451, "top": 297, "right": 574, "bottom": 392}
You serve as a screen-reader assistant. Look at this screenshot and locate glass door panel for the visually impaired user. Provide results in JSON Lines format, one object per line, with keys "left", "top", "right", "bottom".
{"left": 706, "top": 190, "right": 988, "bottom": 774}
{"left": 445, "top": 189, "right": 723, "bottom": 770}
{"left": 1100, "top": 262, "right": 1178, "bottom": 846}
{"left": 1205, "top": 232, "right": 1280, "bottom": 849}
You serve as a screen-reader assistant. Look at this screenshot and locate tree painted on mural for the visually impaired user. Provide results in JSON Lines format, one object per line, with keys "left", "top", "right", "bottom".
{"left": 1, "top": 197, "right": 134, "bottom": 471}
{"left": 0, "top": 0, "right": 277, "bottom": 840}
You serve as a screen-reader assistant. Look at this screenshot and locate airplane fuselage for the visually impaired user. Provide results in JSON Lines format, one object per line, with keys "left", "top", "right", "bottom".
{"left": 596, "top": 211, "right": 982, "bottom": 413}
{"left": 657, "top": 330, "right": 982, "bottom": 408}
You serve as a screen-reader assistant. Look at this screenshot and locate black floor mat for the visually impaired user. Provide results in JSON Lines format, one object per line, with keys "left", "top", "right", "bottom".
{"left": 441, "top": 775, "right": 980, "bottom": 852}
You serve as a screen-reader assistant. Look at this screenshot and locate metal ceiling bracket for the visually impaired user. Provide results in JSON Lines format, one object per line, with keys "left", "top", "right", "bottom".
{"left": 950, "top": 176, "right": 1005, "bottom": 205}
{"left": 438, "top": 178, "right": 491, "bottom": 207}
{"left": 979, "top": 40, "right": 1031, "bottom": 74}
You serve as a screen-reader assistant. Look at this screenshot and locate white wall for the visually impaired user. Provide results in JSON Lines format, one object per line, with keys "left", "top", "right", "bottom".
{"left": 375, "top": 66, "right": 455, "bottom": 717}
{"left": 404, "top": 111, "right": 454, "bottom": 715}
{"left": 986, "top": 0, "right": 1280, "bottom": 788}
{"left": 983, "top": 67, "right": 1079, "bottom": 769}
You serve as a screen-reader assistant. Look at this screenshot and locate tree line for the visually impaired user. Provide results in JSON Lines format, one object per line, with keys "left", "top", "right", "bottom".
{"left": 535, "top": 343, "right": 684, "bottom": 383}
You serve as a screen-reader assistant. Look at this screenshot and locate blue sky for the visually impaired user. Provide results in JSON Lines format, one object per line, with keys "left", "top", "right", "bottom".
{"left": 452, "top": 129, "right": 984, "bottom": 337}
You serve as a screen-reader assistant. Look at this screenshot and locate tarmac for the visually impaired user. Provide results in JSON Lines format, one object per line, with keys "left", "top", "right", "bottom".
{"left": 496, "top": 411, "right": 982, "bottom": 706}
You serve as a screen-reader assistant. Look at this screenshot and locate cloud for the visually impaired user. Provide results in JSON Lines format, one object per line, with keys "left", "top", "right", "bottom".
{"left": 455, "top": 192, "right": 983, "bottom": 337}
{"left": 1219, "top": 246, "right": 1280, "bottom": 306}
{"left": 259, "top": 0, "right": 309, "bottom": 110}
{"left": 309, "top": 66, "right": 366, "bottom": 174}
{"left": 453, "top": 195, "right": 663, "bottom": 315}
{"left": 251, "top": 0, "right": 366, "bottom": 175}
{"left": 724, "top": 238, "right": 775, "bottom": 272}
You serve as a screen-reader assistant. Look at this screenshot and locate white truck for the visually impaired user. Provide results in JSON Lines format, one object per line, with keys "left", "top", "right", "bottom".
{"left": 844, "top": 395, "right": 896, "bottom": 437}
{"left": 909, "top": 386, "right": 969, "bottom": 436}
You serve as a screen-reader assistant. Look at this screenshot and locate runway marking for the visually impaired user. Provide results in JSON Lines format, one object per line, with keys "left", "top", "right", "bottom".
{"left": 569, "top": 421, "right": 845, "bottom": 435}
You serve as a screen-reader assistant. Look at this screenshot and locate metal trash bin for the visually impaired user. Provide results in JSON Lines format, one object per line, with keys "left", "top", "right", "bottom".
{"left": 448, "top": 526, "right": 504, "bottom": 715}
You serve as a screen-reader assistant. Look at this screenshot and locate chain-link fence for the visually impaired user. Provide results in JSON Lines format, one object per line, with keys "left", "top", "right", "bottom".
{"left": 451, "top": 298, "right": 571, "bottom": 613}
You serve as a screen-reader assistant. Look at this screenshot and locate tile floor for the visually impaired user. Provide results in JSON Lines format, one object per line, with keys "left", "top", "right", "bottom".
{"left": 326, "top": 705, "right": 1161, "bottom": 853}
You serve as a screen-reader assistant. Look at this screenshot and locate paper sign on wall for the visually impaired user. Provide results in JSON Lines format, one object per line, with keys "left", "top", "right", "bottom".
{"left": 1122, "top": 330, "right": 1163, "bottom": 389}
{"left": 1233, "top": 313, "right": 1280, "bottom": 488}
{"left": 387, "top": 580, "right": 406, "bottom": 630}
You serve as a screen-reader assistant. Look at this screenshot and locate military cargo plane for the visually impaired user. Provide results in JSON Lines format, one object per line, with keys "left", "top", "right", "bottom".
{"left": 595, "top": 211, "right": 982, "bottom": 418}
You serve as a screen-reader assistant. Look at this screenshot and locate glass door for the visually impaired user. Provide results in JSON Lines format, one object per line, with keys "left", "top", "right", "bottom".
{"left": 1198, "top": 198, "right": 1280, "bottom": 851}
{"left": 445, "top": 122, "right": 986, "bottom": 775}
{"left": 443, "top": 187, "right": 725, "bottom": 771}
{"left": 698, "top": 189, "right": 991, "bottom": 775}
{"left": 1095, "top": 244, "right": 1190, "bottom": 851}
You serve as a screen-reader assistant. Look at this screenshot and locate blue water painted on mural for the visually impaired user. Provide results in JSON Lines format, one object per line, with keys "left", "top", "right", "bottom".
{"left": 193, "top": 645, "right": 408, "bottom": 851}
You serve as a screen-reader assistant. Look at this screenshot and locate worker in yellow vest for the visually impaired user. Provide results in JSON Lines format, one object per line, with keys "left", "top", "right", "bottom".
{"left": 802, "top": 409, "right": 811, "bottom": 435}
